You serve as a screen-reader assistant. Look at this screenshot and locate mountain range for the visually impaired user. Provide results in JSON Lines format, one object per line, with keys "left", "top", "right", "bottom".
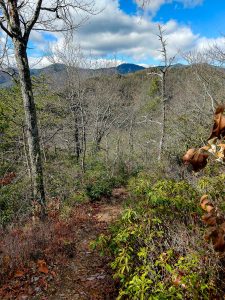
{"left": 0, "top": 63, "right": 146, "bottom": 87}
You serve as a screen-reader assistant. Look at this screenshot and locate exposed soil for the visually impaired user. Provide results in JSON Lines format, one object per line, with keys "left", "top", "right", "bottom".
{"left": 46, "top": 187, "right": 127, "bottom": 300}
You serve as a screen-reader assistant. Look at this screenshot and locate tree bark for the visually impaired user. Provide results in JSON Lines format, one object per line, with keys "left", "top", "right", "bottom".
{"left": 71, "top": 108, "right": 81, "bottom": 162}
{"left": 13, "top": 39, "right": 46, "bottom": 217}
{"left": 74, "top": 114, "right": 80, "bottom": 162}
{"left": 158, "top": 71, "right": 166, "bottom": 161}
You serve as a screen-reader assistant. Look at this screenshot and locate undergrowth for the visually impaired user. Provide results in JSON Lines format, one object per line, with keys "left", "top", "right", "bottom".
{"left": 94, "top": 174, "right": 223, "bottom": 299}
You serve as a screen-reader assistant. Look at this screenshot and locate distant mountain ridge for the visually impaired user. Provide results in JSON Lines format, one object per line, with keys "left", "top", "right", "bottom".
{"left": 116, "top": 63, "right": 145, "bottom": 74}
{"left": 0, "top": 63, "right": 146, "bottom": 87}
{"left": 0, "top": 63, "right": 188, "bottom": 87}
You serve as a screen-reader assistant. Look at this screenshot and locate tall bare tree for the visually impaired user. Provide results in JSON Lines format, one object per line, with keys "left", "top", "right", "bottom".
{"left": 149, "top": 25, "right": 175, "bottom": 161}
{"left": 0, "top": 0, "right": 95, "bottom": 217}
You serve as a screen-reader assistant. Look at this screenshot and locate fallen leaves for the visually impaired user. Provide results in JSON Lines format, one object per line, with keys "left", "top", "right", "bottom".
{"left": 37, "top": 260, "right": 49, "bottom": 274}
{"left": 200, "top": 195, "right": 225, "bottom": 252}
{"left": 182, "top": 148, "right": 209, "bottom": 172}
{"left": 0, "top": 261, "right": 56, "bottom": 300}
{"left": 200, "top": 195, "right": 215, "bottom": 213}
{"left": 183, "top": 105, "right": 225, "bottom": 171}
{"left": 209, "top": 105, "right": 225, "bottom": 140}
{"left": 14, "top": 270, "right": 25, "bottom": 278}
{"left": 0, "top": 172, "right": 16, "bottom": 186}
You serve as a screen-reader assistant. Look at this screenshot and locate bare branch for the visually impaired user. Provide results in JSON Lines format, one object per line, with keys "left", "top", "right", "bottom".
{"left": 24, "top": 0, "right": 42, "bottom": 41}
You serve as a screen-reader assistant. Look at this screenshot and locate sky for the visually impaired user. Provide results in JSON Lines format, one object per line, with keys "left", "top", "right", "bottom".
{"left": 27, "top": 0, "right": 225, "bottom": 68}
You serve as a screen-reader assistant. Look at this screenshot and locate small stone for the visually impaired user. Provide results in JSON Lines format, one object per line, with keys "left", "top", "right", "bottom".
{"left": 32, "top": 276, "right": 39, "bottom": 282}
{"left": 97, "top": 275, "right": 106, "bottom": 279}
{"left": 34, "top": 286, "right": 42, "bottom": 293}
{"left": 87, "top": 276, "right": 96, "bottom": 281}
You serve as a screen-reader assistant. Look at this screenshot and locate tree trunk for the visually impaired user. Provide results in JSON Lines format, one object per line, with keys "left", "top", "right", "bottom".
{"left": 74, "top": 114, "right": 80, "bottom": 162}
{"left": 95, "top": 135, "right": 102, "bottom": 152}
{"left": 80, "top": 101, "right": 86, "bottom": 173}
{"left": 13, "top": 39, "right": 46, "bottom": 217}
{"left": 158, "top": 71, "right": 166, "bottom": 161}
{"left": 71, "top": 109, "right": 81, "bottom": 163}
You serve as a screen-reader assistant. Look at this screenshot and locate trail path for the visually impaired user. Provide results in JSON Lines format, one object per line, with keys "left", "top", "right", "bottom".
{"left": 47, "top": 188, "right": 127, "bottom": 300}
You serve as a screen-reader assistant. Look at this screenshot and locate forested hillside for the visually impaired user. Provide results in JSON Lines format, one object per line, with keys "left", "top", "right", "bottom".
{"left": 1, "top": 59, "right": 225, "bottom": 298}
{"left": 1, "top": 0, "right": 225, "bottom": 299}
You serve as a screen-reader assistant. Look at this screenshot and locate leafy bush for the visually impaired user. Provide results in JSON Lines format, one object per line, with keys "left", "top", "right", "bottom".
{"left": 84, "top": 156, "right": 130, "bottom": 201}
{"left": 98, "top": 204, "right": 218, "bottom": 299}
{"left": 128, "top": 176, "right": 199, "bottom": 215}
{"left": 147, "top": 179, "right": 199, "bottom": 212}
{"left": 85, "top": 176, "right": 114, "bottom": 201}
{"left": 127, "top": 172, "right": 153, "bottom": 196}
{"left": 197, "top": 174, "right": 225, "bottom": 211}
{"left": 94, "top": 178, "right": 220, "bottom": 299}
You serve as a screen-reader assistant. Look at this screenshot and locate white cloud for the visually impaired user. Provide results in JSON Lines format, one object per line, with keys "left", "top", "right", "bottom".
{"left": 196, "top": 37, "right": 225, "bottom": 52}
{"left": 28, "top": 56, "right": 52, "bottom": 69}
{"left": 135, "top": 0, "right": 203, "bottom": 14}
{"left": 26, "top": 0, "right": 223, "bottom": 68}
{"left": 135, "top": 0, "right": 167, "bottom": 15}
{"left": 62, "top": 1, "right": 199, "bottom": 63}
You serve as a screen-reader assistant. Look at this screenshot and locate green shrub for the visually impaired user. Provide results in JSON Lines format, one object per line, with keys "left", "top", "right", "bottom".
{"left": 85, "top": 176, "right": 114, "bottom": 200}
{"left": 197, "top": 174, "right": 225, "bottom": 211}
{"left": 99, "top": 205, "right": 217, "bottom": 300}
{"left": 127, "top": 172, "right": 153, "bottom": 196}
{"left": 84, "top": 156, "right": 130, "bottom": 201}
{"left": 148, "top": 179, "right": 199, "bottom": 212}
{"left": 94, "top": 178, "right": 220, "bottom": 299}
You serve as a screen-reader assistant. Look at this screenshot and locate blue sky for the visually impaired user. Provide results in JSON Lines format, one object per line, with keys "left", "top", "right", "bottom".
{"left": 120, "top": 0, "right": 225, "bottom": 38}
{"left": 28, "top": 0, "right": 225, "bottom": 68}
{"left": 152, "top": 0, "right": 225, "bottom": 38}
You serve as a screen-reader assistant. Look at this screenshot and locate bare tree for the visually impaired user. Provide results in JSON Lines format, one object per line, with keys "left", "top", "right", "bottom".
{"left": 148, "top": 25, "right": 175, "bottom": 161}
{"left": 0, "top": 0, "right": 96, "bottom": 217}
{"left": 183, "top": 51, "right": 218, "bottom": 113}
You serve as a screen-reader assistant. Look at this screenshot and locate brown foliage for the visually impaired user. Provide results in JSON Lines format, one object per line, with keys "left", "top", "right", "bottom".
{"left": 183, "top": 105, "right": 225, "bottom": 171}
{"left": 182, "top": 149, "right": 209, "bottom": 172}
{"left": 37, "top": 259, "right": 49, "bottom": 274}
{"left": 0, "top": 201, "right": 110, "bottom": 299}
{"left": 209, "top": 105, "right": 225, "bottom": 140}
{"left": 200, "top": 195, "right": 225, "bottom": 252}
{"left": 0, "top": 172, "right": 16, "bottom": 186}
{"left": 200, "top": 195, "right": 215, "bottom": 213}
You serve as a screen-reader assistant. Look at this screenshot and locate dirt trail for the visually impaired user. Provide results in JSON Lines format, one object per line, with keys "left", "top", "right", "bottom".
{"left": 47, "top": 188, "right": 127, "bottom": 300}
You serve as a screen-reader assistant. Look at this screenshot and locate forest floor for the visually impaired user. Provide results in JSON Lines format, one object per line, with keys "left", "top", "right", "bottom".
{"left": 45, "top": 187, "right": 127, "bottom": 300}
{"left": 0, "top": 188, "right": 128, "bottom": 300}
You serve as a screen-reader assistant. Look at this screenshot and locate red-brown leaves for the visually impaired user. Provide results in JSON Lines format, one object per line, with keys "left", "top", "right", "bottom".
{"left": 200, "top": 195, "right": 225, "bottom": 252}
{"left": 200, "top": 195, "right": 215, "bottom": 213}
{"left": 208, "top": 105, "right": 225, "bottom": 140}
{"left": 205, "top": 225, "right": 225, "bottom": 252}
{"left": 182, "top": 148, "right": 196, "bottom": 164}
{"left": 182, "top": 105, "right": 225, "bottom": 171}
{"left": 0, "top": 172, "right": 16, "bottom": 186}
{"left": 202, "top": 214, "right": 217, "bottom": 226}
{"left": 14, "top": 269, "right": 25, "bottom": 278}
{"left": 182, "top": 149, "right": 209, "bottom": 172}
{"left": 37, "top": 260, "right": 49, "bottom": 274}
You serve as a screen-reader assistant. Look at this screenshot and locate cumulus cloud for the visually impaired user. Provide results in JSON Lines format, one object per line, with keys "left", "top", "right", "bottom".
{"left": 196, "top": 37, "right": 225, "bottom": 52}
{"left": 135, "top": 0, "right": 203, "bottom": 14}
{"left": 62, "top": 0, "right": 199, "bottom": 63}
{"left": 26, "top": 0, "right": 223, "bottom": 68}
{"left": 65, "top": 0, "right": 202, "bottom": 63}
{"left": 135, "top": 0, "right": 166, "bottom": 15}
